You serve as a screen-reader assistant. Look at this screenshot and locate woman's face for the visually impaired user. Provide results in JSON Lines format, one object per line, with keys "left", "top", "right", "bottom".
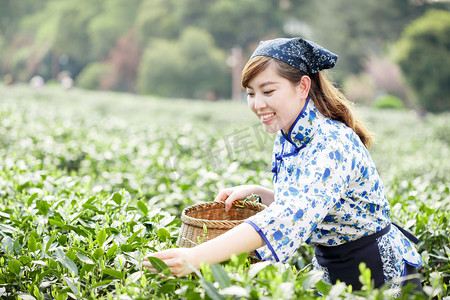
{"left": 246, "top": 63, "right": 308, "bottom": 133}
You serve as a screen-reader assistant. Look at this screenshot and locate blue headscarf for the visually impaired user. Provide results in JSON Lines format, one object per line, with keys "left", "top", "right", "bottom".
{"left": 250, "top": 37, "right": 338, "bottom": 74}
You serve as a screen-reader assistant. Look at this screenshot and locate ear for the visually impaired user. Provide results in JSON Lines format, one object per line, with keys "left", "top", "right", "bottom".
{"left": 297, "top": 75, "right": 311, "bottom": 99}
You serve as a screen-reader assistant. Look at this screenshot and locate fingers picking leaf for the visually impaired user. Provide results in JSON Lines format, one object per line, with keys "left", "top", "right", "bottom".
{"left": 146, "top": 256, "right": 171, "bottom": 275}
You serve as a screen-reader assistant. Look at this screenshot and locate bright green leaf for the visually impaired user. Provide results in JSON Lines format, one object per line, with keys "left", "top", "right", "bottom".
{"left": 80, "top": 264, "right": 95, "bottom": 278}
{"left": 45, "top": 232, "right": 57, "bottom": 252}
{"left": 91, "top": 280, "right": 113, "bottom": 289}
{"left": 97, "top": 229, "right": 107, "bottom": 247}
{"left": 28, "top": 235, "right": 37, "bottom": 252}
{"left": 8, "top": 259, "right": 21, "bottom": 275}
{"left": 146, "top": 256, "right": 170, "bottom": 274}
{"left": 137, "top": 200, "right": 148, "bottom": 215}
{"left": 128, "top": 228, "right": 143, "bottom": 244}
{"left": 27, "top": 193, "right": 38, "bottom": 207}
{"left": 93, "top": 248, "right": 105, "bottom": 260}
{"left": 102, "top": 268, "right": 124, "bottom": 280}
{"left": 111, "top": 193, "right": 122, "bottom": 205}
{"left": 157, "top": 228, "right": 170, "bottom": 242}
{"left": 106, "top": 244, "right": 118, "bottom": 258}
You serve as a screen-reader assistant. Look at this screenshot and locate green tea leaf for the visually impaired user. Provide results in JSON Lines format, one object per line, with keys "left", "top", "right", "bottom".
{"left": 45, "top": 232, "right": 57, "bottom": 252}
{"left": 106, "top": 244, "right": 118, "bottom": 258}
{"left": 76, "top": 252, "right": 94, "bottom": 265}
{"left": 8, "top": 259, "right": 21, "bottom": 275}
{"left": 63, "top": 276, "right": 79, "bottom": 295}
{"left": 54, "top": 248, "right": 78, "bottom": 276}
{"left": 16, "top": 293, "right": 36, "bottom": 300}
{"left": 211, "top": 264, "right": 231, "bottom": 288}
{"left": 93, "top": 248, "right": 105, "bottom": 260}
{"left": 128, "top": 228, "right": 143, "bottom": 244}
{"left": 103, "top": 268, "right": 124, "bottom": 280}
{"left": 111, "top": 193, "right": 122, "bottom": 205}
{"left": 28, "top": 235, "right": 37, "bottom": 252}
{"left": 36, "top": 200, "right": 50, "bottom": 215}
{"left": 248, "top": 260, "right": 271, "bottom": 279}
{"left": 48, "top": 218, "right": 65, "bottom": 228}
{"left": 80, "top": 264, "right": 95, "bottom": 278}
{"left": 199, "top": 279, "right": 225, "bottom": 300}
{"left": 137, "top": 200, "right": 148, "bottom": 215}
{"left": 1, "top": 236, "right": 14, "bottom": 254}
{"left": 97, "top": 229, "right": 107, "bottom": 247}
{"left": 27, "top": 193, "right": 38, "bottom": 207}
{"left": 91, "top": 280, "right": 113, "bottom": 289}
{"left": 157, "top": 228, "right": 170, "bottom": 242}
{"left": 146, "top": 257, "right": 170, "bottom": 274}
{"left": 0, "top": 211, "right": 10, "bottom": 219}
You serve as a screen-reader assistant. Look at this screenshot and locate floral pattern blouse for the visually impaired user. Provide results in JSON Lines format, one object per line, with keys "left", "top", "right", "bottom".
{"left": 245, "top": 98, "right": 422, "bottom": 270}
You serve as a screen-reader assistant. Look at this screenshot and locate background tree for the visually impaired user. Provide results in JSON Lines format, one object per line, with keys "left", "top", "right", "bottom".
{"left": 395, "top": 9, "right": 450, "bottom": 112}
{"left": 138, "top": 27, "right": 229, "bottom": 99}
{"left": 1, "top": 0, "right": 449, "bottom": 104}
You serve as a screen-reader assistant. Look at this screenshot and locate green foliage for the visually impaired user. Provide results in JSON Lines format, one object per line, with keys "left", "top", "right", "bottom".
{"left": 0, "top": 81, "right": 449, "bottom": 298}
{"left": 138, "top": 27, "right": 229, "bottom": 99}
{"left": 372, "top": 94, "right": 405, "bottom": 110}
{"left": 86, "top": 0, "right": 141, "bottom": 59}
{"left": 76, "top": 62, "right": 111, "bottom": 90}
{"left": 3, "top": 0, "right": 449, "bottom": 98}
{"left": 395, "top": 9, "right": 450, "bottom": 112}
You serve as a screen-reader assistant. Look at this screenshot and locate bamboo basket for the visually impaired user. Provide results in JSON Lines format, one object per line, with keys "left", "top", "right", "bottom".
{"left": 176, "top": 200, "right": 266, "bottom": 248}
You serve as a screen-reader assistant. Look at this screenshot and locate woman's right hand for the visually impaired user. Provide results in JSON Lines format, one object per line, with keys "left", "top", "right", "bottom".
{"left": 214, "top": 185, "right": 274, "bottom": 212}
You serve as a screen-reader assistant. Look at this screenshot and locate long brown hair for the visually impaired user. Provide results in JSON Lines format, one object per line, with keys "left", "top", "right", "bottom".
{"left": 241, "top": 56, "right": 372, "bottom": 149}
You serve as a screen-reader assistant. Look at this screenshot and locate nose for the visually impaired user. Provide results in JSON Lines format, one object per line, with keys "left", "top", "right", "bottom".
{"left": 253, "top": 94, "right": 267, "bottom": 110}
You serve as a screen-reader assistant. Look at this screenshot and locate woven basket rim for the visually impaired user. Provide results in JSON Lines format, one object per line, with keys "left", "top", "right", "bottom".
{"left": 180, "top": 200, "right": 266, "bottom": 230}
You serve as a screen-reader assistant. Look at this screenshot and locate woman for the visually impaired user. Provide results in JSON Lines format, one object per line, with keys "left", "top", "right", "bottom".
{"left": 143, "top": 37, "right": 422, "bottom": 290}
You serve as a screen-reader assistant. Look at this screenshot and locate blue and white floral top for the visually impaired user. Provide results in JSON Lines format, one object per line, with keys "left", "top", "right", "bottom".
{"left": 245, "top": 98, "right": 422, "bottom": 271}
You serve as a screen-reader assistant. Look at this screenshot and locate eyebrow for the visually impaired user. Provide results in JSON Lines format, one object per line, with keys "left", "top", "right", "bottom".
{"left": 246, "top": 81, "right": 279, "bottom": 89}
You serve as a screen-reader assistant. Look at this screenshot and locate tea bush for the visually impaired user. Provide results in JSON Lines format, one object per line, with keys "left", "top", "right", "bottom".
{"left": 0, "top": 85, "right": 448, "bottom": 299}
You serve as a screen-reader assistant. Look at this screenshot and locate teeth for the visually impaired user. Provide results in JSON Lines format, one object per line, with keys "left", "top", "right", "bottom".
{"left": 261, "top": 113, "right": 275, "bottom": 120}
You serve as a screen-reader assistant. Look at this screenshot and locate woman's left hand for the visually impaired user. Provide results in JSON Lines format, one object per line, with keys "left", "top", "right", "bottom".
{"left": 143, "top": 248, "right": 198, "bottom": 277}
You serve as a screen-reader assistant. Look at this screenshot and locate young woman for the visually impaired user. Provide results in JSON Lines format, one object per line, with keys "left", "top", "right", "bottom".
{"left": 143, "top": 37, "right": 422, "bottom": 290}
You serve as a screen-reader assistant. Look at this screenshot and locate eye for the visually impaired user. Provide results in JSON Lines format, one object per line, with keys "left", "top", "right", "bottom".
{"left": 264, "top": 90, "right": 274, "bottom": 96}
{"left": 246, "top": 91, "right": 255, "bottom": 97}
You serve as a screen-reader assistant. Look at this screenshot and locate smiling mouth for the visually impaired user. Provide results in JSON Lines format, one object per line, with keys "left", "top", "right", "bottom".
{"left": 260, "top": 113, "right": 275, "bottom": 120}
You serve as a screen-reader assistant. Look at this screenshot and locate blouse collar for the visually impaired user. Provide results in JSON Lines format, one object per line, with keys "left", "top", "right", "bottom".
{"left": 281, "top": 97, "right": 322, "bottom": 148}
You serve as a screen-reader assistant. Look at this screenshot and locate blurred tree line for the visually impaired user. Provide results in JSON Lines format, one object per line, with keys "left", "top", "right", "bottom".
{"left": 0, "top": 0, "right": 449, "bottom": 111}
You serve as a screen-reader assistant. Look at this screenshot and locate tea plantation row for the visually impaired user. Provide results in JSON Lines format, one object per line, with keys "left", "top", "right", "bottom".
{"left": 0, "top": 85, "right": 448, "bottom": 299}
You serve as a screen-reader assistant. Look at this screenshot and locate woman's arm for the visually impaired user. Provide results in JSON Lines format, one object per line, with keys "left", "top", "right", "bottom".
{"left": 214, "top": 185, "right": 275, "bottom": 211}
{"left": 143, "top": 222, "right": 264, "bottom": 277}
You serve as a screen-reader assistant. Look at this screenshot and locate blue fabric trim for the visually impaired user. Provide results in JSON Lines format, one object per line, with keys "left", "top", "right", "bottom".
{"left": 254, "top": 249, "right": 262, "bottom": 261}
{"left": 403, "top": 258, "right": 422, "bottom": 268}
{"left": 401, "top": 260, "right": 422, "bottom": 286}
{"left": 282, "top": 97, "right": 310, "bottom": 146}
{"left": 245, "top": 220, "right": 280, "bottom": 262}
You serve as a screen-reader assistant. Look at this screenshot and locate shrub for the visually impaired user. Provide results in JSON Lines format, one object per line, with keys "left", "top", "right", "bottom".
{"left": 372, "top": 94, "right": 405, "bottom": 109}
{"left": 395, "top": 9, "right": 450, "bottom": 112}
{"left": 76, "top": 62, "right": 111, "bottom": 90}
{"left": 137, "top": 27, "right": 229, "bottom": 99}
